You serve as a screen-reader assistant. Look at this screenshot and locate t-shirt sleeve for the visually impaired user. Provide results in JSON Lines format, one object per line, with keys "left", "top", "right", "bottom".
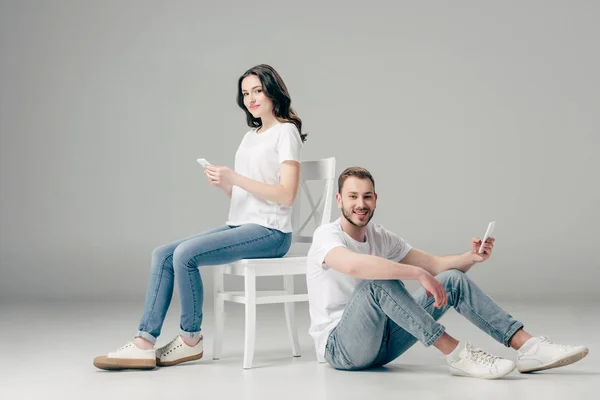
{"left": 384, "top": 230, "right": 412, "bottom": 262}
{"left": 278, "top": 124, "right": 302, "bottom": 163}
{"left": 309, "top": 226, "right": 346, "bottom": 270}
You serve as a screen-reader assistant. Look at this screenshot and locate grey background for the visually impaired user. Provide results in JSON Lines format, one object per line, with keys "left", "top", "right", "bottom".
{"left": 1, "top": 0, "right": 598, "bottom": 303}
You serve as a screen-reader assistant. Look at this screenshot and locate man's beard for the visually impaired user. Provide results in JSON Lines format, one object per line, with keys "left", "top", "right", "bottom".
{"left": 341, "top": 204, "right": 375, "bottom": 228}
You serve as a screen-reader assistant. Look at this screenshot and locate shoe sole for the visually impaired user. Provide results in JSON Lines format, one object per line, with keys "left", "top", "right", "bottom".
{"left": 93, "top": 356, "right": 156, "bottom": 371}
{"left": 450, "top": 364, "right": 516, "bottom": 380}
{"left": 518, "top": 348, "right": 589, "bottom": 373}
{"left": 156, "top": 351, "right": 203, "bottom": 367}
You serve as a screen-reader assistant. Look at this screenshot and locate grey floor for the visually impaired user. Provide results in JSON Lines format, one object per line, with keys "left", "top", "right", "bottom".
{"left": 1, "top": 299, "right": 598, "bottom": 399}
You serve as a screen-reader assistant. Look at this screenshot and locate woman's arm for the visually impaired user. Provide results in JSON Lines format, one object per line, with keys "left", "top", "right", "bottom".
{"left": 205, "top": 160, "right": 300, "bottom": 206}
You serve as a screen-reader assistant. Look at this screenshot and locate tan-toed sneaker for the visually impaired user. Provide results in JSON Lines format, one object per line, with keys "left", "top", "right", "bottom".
{"left": 93, "top": 342, "right": 156, "bottom": 370}
{"left": 156, "top": 335, "right": 203, "bottom": 366}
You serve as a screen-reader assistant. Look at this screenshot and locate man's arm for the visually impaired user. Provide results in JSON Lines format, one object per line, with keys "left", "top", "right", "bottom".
{"left": 399, "top": 236, "right": 495, "bottom": 276}
{"left": 324, "top": 247, "right": 424, "bottom": 280}
{"left": 323, "top": 247, "right": 448, "bottom": 307}
{"left": 400, "top": 248, "right": 475, "bottom": 275}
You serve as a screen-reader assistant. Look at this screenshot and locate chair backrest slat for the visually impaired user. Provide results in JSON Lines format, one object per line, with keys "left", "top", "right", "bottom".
{"left": 291, "top": 157, "right": 336, "bottom": 244}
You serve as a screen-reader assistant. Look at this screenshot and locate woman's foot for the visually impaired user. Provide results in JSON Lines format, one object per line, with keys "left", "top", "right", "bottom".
{"left": 156, "top": 335, "right": 204, "bottom": 367}
{"left": 132, "top": 336, "right": 154, "bottom": 350}
{"left": 93, "top": 342, "right": 156, "bottom": 371}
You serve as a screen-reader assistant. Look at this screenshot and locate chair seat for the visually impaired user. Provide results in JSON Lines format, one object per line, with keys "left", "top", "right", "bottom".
{"left": 216, "top": 290, "right": 309, "bottom": 305}
{"left": 221, "top": 250, "right": 308, "bottom": 277}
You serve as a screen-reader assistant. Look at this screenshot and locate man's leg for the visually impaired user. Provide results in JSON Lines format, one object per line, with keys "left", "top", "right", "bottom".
{"left": 326, "top": 272, "right": 518, "bottom": 378}
{"left": 372, "top": 269, "right": 524, "bottom": 367}
{"left": 324, "top": 279, "right": 447, "bottom": 370}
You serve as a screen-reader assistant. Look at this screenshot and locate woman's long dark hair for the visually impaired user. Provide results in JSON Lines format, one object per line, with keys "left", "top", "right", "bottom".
{"left": 237, "top": 64, "right": 307, "bottom": 143}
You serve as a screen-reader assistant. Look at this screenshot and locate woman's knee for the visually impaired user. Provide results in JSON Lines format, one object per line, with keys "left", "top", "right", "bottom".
{"left": 172, "top": 242, "right": 200, "bottom": 271}
{"left": 151, "top": 244, "right": 175, "bottom": 272}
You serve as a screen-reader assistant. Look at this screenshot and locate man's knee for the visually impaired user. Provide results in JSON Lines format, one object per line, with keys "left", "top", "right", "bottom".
{"left": 437, "top": 269, "right": 467, "bottom": 284}
{"left": 367, "top": 279, "right": 406, "bottom": 292}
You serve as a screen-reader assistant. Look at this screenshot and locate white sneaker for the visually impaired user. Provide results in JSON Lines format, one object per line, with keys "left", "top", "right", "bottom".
{"left": 447, "top": 342, "right": 516, "bottom": 379}
{"left": 156, "top": 335, "right": 203, "bottom": 366}
{"left": 517, "top": 336, "right": 589, "bottom": 373}
{"left": 93, "top": 342, "right": 156, "bottom": 370}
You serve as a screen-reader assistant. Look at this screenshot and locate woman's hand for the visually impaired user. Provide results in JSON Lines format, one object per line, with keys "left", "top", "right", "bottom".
{"left": 204, "top": 165, "right": 235, "bottom": 196}
{"left": 205, "top": 165, "right": 236, "bottom": 187}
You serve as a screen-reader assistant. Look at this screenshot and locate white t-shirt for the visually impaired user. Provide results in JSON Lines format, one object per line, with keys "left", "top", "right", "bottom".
{"left": 226, "top": 122, "right": 302, "bottom": 233}
{"left": 306, "top": 218, "right": 413, "bottom": 357}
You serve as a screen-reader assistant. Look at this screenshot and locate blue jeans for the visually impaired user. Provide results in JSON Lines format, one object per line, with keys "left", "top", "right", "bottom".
{"left": 137, "top": 224, "right": 292, "bottom": 344}
{"left": 325, "top": 269, "right": 524, "bottom": 370}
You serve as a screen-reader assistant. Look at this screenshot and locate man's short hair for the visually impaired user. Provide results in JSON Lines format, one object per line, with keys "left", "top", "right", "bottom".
{"left": 338, "top": 167, "right": 375, "bottom": 194}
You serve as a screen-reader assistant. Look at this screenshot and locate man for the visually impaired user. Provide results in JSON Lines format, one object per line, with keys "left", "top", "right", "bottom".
{"left": 306, "top": 166, "right": 588, "bottom": 379}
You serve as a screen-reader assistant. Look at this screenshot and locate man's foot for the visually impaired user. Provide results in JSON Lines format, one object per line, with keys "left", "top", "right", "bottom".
{"left": 93, "top": 342, "right": 156, "bottom": 370}
{"left": 517, "top": 336, "right": 589, "bottom": 373}
{"left": 447, "top": 342, "right": 516, "bottom": 379}
{"left": 156, "top": 335, "right": 203, "bottom": 367}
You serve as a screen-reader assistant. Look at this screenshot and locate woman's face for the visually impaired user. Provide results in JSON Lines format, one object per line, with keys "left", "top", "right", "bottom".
{"left": 241, "top": 74, "right": 274, "bottom": 119}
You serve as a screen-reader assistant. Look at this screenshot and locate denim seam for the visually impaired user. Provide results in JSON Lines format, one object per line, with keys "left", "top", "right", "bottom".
{"left": 184, "top": 228, "right": 279, "bottom": 266}
{"left": 188, "top": 264, "right": 198, "bottom": 333}
{"left": 424, "top": 326, "right": 446, "bottom": 347}
{"left": 330, "top": 281, "right": 442, "bottom": 369}
{"left": 372, "top": 282, "right": 440, "bottom": 344}
{"left": 387, "top": 294, "right": 436, "bottom": 336}
{"left": 326, "top": 283, "right": 375, "bottom": 369}
{"left": 372, "top": 319, "right": 395, "bottom": 367}
{"left": 503, "top": 321, "right": 525, "bottom": 347}
{"left": 179, "top": 228, "right": 280, "bottom": 333}
{"left": 273, "top": 232, "right": 291, "bottom": 256}
{"left": 389, "top": 295, "right": 444, "bottom": 348}
{"left": 139, "top": 255, "right": 172, "bottom": 331}
{"left": 334, "top": 332, "right": 356, "bottom": 369}
{"left": 455, "top": 286, "right": 509, "bottom": 345}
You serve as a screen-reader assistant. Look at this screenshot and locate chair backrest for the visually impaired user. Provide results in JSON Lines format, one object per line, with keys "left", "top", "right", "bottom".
{"left": 291, "top": 157, "right": 336, "bottom": 244}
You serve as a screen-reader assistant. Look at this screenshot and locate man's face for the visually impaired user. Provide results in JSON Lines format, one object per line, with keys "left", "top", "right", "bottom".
{"left": 336, "top": 176, "right": 377, "bottom": 228}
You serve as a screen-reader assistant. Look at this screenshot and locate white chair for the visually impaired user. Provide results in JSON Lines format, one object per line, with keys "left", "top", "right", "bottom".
{"left": 212, "top": 157, "right": 336, "bottom": 369}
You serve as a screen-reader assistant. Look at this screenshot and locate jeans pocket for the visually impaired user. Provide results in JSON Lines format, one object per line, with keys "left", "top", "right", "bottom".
{"left": 325, "top": 332, "right": 355, "bottom": 370}
{"left": 274, "top": 231, "right": 292, "bottom": 257}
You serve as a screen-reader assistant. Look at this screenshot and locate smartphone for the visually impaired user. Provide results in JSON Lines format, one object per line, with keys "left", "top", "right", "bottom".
{"left": 197, "top": 158, "right": 211, "bottom": 168}
{"left": 478, "top": 221, "right": 496, "bottom": 254}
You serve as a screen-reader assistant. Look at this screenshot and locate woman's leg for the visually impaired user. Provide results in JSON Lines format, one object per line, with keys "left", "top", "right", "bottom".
{"left": 93, "top": 225, "right": 233, "bottom": 370}
{"left": 136, "top": 226, "right": 232, "bottom": 344}
{"left": 172, "top": 224, "right": 291, "bottom": 340}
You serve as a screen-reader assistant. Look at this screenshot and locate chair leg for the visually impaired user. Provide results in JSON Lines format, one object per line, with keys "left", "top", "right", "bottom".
{"left": 213, "top": 267, "right": 225, "bottom": 360}
{"left": 283, "top": 275, "right": 301, "bottom": 357}
{"left": 243, "top": 268, "right": 256, "bottom": 369}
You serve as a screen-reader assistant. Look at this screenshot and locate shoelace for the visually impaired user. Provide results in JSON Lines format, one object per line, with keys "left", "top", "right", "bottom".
{"left": 466, "top": 344, "right": 500, "bottom": 367}
{"left": 538, "top": 336, "right": 570, "bottom": 348}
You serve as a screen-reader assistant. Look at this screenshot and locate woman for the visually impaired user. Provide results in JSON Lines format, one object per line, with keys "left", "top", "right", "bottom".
{"left": 94, "top": 64, "right": 306, "bottom": 370}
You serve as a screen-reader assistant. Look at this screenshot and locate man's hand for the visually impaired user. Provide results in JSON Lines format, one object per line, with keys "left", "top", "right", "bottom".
{"left": 470, "top": 237, "right": 495, "bottom": 263}
{"left": 418, "top": 270, "right": 447, "bottom": 308}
